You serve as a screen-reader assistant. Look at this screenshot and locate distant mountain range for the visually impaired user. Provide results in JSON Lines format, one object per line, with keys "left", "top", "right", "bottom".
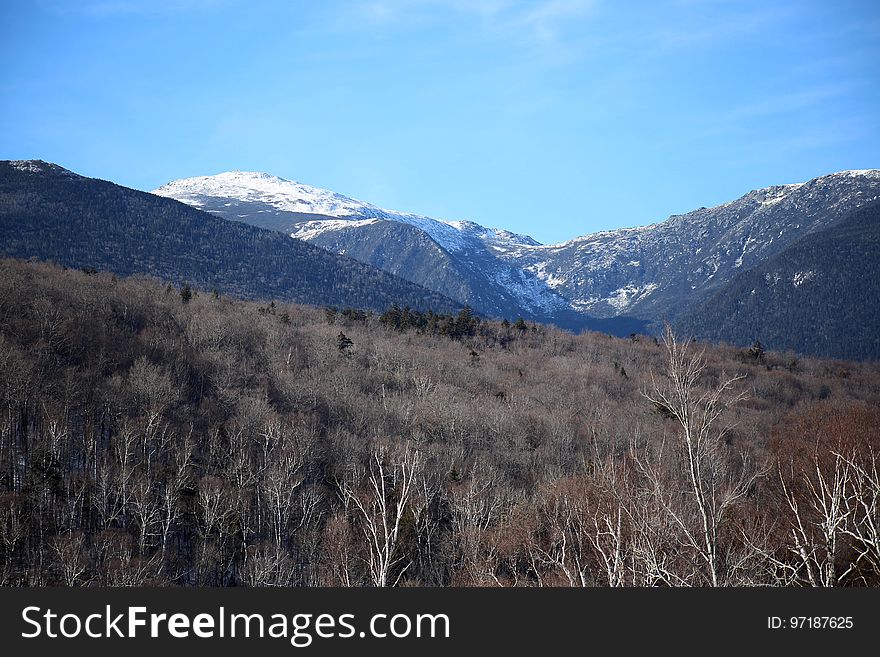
{"left": 1, "top": 159, "right": 878, "bottom": 358}
{"left": 154, "top": 167, "right": 880, "bottom": 357}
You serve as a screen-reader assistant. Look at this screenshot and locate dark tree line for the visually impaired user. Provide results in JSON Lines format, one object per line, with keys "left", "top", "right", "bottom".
{"left": 379, "top": 305, "right": 482, "bottom": 339}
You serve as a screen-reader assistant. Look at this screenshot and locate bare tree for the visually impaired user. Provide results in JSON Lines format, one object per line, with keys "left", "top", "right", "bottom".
{"left": 587, "top": 456, "right": 632, "bottom": 587}
{"left": 533, "top": 488, "right": 594, "bottom": 586}
{"left": 240, "top": 541, "right": 298, "bottom": 587}
{"left": 629, "top": 438, "right": 701, "bottom": 586}
{"left": 448, "top": 463, "right": 506, "bottom": 585}
{"left": 777, "top": 450, "right": 857, "bottom": 586}
{"left": 840, "top": 449, "right": 880, "bottom": 581}
{"left": 195, "top": 475, "right": 235, "bottom": 585}
{"left": 112, "top": 424, "right": 141, "bottom": 527}
{"left": 50, "top": 531, "right": 88, "bottom": 586}
{"left": 339, "top": 445, "right": 420, "bottom": 587}
{"left": 94, "top": 529, "right": 156, "bottom": 586}
{"left": 0, "top": 493, "right": 26, "bottom": 584}
{"left": 260, "top": 445, "right": 306, "bottom": 545}
{"left": 129, "top": 472, "right": 162, "bottom": 556}
{"left": 640, "top": 325, "right": 758, "bottom": 586}
{"left": 411, "top": 470, "right": 445, "bottom": 585}
{"left": 320, "top": 512, "right": 356, "bottom": 587}
{"left": 157, "top": 430, "right": 194, "bottom": 575}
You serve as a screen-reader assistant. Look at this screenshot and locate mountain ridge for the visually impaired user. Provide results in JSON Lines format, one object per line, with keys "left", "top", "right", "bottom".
{"left": 0, "top": 160, "right": 462, "bottom": 315}
{"left": 153, "top": 167, "right": 880, "bottom": 328}
{"left": 4, "top": 159, "right": 878, "bottom": 357}
{"left": 153, "top": 169, "right": 605, "bottom": 330}
{"left": 153, "top": 170, "right": 541, "bottom": 253}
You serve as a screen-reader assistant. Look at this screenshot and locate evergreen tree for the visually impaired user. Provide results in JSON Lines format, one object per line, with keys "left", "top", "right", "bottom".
{"left": 337, "top": 331, "right": 353, "bottom": 353}
{"left": 748, "top": 340, "right": 765, "bottom": 362}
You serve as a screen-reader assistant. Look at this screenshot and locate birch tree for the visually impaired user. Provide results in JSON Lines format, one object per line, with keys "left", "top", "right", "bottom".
{"left": 641, "top": 325, "right": 759, "bottom": 586}
{"left": 339, "top": 445, "right": 419, "bottom": 587}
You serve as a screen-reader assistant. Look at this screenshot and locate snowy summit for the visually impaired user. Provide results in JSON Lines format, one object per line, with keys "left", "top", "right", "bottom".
{"left": 153, "top": 171, "right": 537, "bottom": 254}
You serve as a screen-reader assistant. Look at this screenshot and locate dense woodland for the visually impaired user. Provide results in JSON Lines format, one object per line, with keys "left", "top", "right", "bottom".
{"left": 1, "top": 258, "right": 879, "bottom": 587}
{"left": 681, "top": 201, "right": 880, "bottom": 361}
{"left": 0, "top": 161, "right": 458, "bottom": 315}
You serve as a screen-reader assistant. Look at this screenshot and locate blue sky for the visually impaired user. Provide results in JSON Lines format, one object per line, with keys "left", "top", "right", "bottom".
{"left": 2, "top": 0, "right": 878, "bottom": 243}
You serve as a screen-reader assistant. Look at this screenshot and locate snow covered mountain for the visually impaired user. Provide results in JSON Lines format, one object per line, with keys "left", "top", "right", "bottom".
{"left": 153, "top": 172, "right": 589, "bottom": 328}
{"left": 153, "top": 169, "right": 880, "bottom": 335}
{"left": 153, "top": 172, "right": 538, "bottom": 255}
{"left": 497, "top": 170, "right": 880, "bottom": 320}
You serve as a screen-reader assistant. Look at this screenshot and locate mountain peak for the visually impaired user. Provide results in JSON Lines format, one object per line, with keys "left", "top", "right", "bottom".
{"left": 3, "top": 160, "right": 81, "bottom": 178}
{"left": 208, "top": 170, "right": 295, "bottom": 185}
{"left": 152, "top": 170, "right": 542, "bottom": 252}
{"left": 153, "top": 171, "right": 394, "bottom": 219}
{"left": 821, "top": 168, "right": 880, "bottom": 178}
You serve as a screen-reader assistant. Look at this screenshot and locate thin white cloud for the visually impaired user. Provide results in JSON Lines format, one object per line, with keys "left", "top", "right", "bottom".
{"left": 38, "top": 0, "right": 233, "bottom": 17}
{"left": 512, "top": 0, "right": 596, "bottom": 43}
{"left": 349, "top": 0, "right": 596, "bottom": 44}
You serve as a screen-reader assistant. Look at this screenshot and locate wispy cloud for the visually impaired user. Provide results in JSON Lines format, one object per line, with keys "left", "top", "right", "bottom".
{"left": 511, "top": 0, "right": 596, "bottom": 43}
{"left": 38, "top": 0, "right": 233, "bottom": 17}
{"left": 348, "top": 0, "right": 596, "bottom": 46}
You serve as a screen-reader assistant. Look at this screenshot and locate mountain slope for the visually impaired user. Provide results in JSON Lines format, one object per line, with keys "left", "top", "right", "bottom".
{"left": 153, "top": 172, "right": 648, "bottom": 333}
{"left": 305, "top": 220, "right": 535, "bottom": 320}
{"left": 154, "top": 169, "right": 880, "bottom": 335}
{"left": 678, "top": 200, "right": 880, "bottom": 360}
{"left": 0, "top": 160, "right": 460, "bottom": 313}
{"left": 153, "top": 171, "right": 540, "bottom": 254}
{"left": 496, "top": 170, "right": 880, "bottom": 321}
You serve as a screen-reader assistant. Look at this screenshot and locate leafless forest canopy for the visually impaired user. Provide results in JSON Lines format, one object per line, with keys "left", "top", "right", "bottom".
{"left": 1, "top": 258, "right": 879, "bottom": 587}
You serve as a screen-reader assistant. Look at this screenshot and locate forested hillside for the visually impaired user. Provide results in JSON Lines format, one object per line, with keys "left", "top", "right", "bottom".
{"left": 1, "top": 259, "right": 879, "bottom": 586}
{"left": 0, "top": 161, "right": 458, "bottom": 314}
{"left": 680, "top": 201, "right": 880, "bottom": 360}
